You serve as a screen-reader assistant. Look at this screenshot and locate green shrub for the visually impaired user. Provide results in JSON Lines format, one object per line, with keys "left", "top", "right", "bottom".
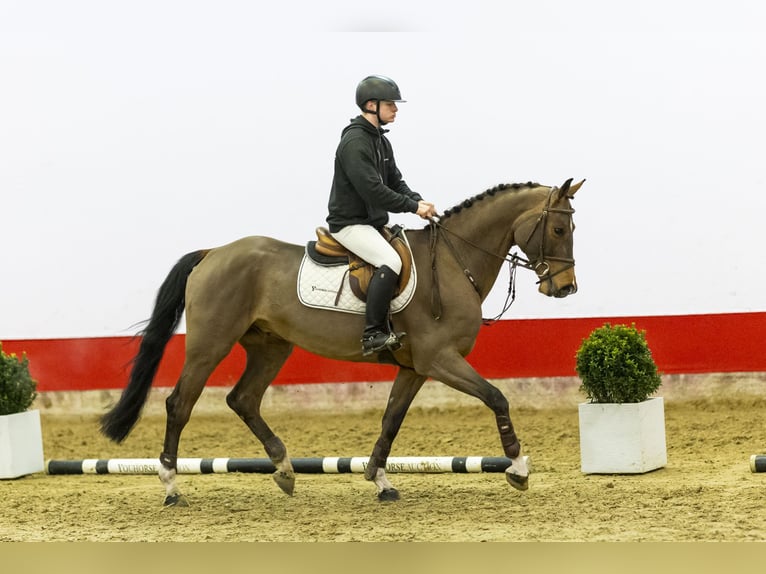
{"left": 575, "top": 323, "right": 661, "bottom": 403}
{"left": 0, "top": 342, "right": 38, "bottom": 415}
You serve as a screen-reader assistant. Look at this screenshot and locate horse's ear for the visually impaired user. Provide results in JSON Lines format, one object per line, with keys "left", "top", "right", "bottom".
{"left": 559, "top": 178, "right": 585, "bottom": 199}
{"left": 557, "top": 178, "right": 573, "bottom": 199}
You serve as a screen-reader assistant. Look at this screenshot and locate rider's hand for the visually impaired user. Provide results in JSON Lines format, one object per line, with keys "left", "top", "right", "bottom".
{"left": 416, "top": 200, "right": 438, "bottom": 219}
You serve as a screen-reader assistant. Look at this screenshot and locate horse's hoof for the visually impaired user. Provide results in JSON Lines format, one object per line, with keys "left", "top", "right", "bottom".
{"left": 273, "top": 470, "right": 295, "bottom": 496}
{"left": 377, "top": 488, "right": 400, "bottom": 502}
{"left": 505, "top": 472, "right": 529, "bottom": 492}
{"left": 163, "top": 493, "right": 189, "bottom": 507}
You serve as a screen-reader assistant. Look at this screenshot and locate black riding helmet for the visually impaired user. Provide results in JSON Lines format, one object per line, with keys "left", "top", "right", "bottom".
{"left": 355, "top": 75, "right": 406, "bottom": 110}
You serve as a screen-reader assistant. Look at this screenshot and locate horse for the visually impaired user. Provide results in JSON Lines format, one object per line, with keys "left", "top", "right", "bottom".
{"left": 100, "top": 178, "right": 584, "bottom": 505}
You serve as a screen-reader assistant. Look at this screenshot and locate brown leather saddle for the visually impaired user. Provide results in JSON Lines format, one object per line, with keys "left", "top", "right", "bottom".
{"left": 306, "top": 225, "right": 413, "bottom": 302}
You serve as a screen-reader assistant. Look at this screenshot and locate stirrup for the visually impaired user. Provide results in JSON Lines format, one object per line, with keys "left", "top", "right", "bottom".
{"left": 361, "top": 331, "right": 406, "bottom": 356}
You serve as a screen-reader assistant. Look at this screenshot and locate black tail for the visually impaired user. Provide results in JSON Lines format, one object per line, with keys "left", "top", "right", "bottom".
{"left": 100, "top": 250, "right": 208, "bottom": 443}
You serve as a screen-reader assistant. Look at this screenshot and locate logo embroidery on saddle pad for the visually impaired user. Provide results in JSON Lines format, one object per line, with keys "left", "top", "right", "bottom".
{"left": 297, "top": 232, "right": 417, "bottom": 315}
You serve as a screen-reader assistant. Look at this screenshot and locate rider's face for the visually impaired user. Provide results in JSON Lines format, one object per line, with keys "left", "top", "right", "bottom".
{"left": 377, "top": 100, "right": 398, "bottom": 124}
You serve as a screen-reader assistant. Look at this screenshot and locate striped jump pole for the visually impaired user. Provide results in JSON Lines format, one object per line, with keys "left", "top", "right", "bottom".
{"left": 46, "top": 456, "right": 527, "bottom": 475}
{"left": 750, "top": 455, "right": 766, "bottom": 473}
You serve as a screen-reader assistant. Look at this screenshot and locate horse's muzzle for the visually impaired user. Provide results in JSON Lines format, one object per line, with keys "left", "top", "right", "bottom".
{"left": 539, "top": 277, "right": 577, "bottom": 298}
{"left": 554, "top": 283, "right": 578, "bottom": 298}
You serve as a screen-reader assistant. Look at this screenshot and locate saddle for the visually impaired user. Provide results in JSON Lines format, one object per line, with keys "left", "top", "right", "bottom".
{"left": 306, "top": 225, "right": 413, "bottom": 302}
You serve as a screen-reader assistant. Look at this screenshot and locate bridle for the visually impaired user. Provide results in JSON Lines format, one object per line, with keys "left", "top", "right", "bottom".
{"left": 519, "top": 186, "right": 577, "bottom": 288}
{"left": 428, "top": 186, "right": 576, "bottom": 323}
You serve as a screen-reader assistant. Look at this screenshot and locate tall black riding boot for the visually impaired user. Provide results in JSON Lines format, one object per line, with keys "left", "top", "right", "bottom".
{"left": 362, "top": 265, "right": 406, "bottom": 356}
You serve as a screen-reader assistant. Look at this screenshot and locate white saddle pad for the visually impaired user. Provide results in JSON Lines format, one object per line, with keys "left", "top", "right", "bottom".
{"left": 297, "top": 233, "right": 417, "bottom": 315}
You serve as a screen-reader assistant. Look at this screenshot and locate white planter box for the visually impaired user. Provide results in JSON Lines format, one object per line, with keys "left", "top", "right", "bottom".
{"left": 578, "top": 397, "right": 667, "bottom": 474}
{"left": 0, "top": 409, "right": 45, "bottom": 479}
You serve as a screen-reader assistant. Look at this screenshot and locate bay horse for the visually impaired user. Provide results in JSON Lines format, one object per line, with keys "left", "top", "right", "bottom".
{"left": 100, "top": 178, "right": 584, "bottom": 505}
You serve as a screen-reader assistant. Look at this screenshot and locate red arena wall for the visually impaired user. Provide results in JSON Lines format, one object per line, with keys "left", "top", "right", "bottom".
{"left": 2, "top": 312, "right": 764, "bottom": 392}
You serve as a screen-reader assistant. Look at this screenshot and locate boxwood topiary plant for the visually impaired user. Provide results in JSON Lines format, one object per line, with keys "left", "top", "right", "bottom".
{"left": 575, "top": 323, "right": 661, "bottom": 403}
{"left": 0, "top": 342, "right": 38, "bottom": 416}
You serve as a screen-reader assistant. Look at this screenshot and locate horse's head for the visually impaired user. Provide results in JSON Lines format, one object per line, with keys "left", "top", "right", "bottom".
{"left": 515, "top": 178, "right": 584, "bottom": 298}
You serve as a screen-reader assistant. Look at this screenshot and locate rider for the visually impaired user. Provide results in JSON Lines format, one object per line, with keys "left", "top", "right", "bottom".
{"left": 327, "top": 75, "right": 437, "bottom": 356}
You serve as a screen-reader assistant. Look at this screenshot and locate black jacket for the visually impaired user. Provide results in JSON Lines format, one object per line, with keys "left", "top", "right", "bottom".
{"left": 326, "top": 116, "right": 422, "bottom": 233}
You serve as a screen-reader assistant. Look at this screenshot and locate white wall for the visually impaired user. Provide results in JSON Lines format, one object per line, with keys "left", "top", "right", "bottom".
{"left": 2, "top": 1, "right": 764, "bottom": 339}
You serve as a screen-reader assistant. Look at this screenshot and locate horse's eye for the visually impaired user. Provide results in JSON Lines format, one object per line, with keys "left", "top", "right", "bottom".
{"left": 553, "top": 227, "right": 565, "bottom": 236}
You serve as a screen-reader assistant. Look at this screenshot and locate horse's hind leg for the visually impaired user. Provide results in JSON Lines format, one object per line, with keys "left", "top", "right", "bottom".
{"left": 365, "top": 367, "right": 427, "bottom": 501}
{"left": 225, "top": 332, "right": 295, "bottom": 496}
{"left": 160, "top": 344, "right": 231, "bottom": 507}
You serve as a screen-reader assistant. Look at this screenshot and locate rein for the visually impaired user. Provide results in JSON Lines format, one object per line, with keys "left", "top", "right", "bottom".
{"left": 428, "top": 186, "right": 575, "bottom": 324}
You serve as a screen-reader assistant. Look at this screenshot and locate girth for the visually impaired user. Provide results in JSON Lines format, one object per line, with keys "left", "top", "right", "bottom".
{"left": 306, "top": 225, "right": 412, "bottom": 302}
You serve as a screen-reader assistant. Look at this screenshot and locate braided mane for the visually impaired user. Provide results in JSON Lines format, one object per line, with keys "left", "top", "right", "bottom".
{"left": 440, "top": 182, "right": 540, "bottom": 221}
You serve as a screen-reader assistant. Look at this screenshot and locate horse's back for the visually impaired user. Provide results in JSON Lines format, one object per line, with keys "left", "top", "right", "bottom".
{"left": 205, "top": 235, "right": 302, "bottom": 266}
{"left": 187, "top": 235, "right": 303, "bottom": 299}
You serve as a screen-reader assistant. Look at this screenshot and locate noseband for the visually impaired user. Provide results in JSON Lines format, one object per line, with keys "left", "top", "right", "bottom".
{"left": 428, "top": 185, "right": 576, "bottom": 322}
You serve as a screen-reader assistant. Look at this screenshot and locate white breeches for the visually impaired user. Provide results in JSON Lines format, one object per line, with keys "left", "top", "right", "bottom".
{"left": 331, "top": 224, "right": 402, "bottom": 275}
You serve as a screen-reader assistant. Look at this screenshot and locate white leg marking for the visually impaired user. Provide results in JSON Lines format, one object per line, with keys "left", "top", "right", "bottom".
{"left": 372, "top": 468, "right": 395, "bottom": 494}
{"left": 158, "top": 465, "right": 180, "bottom": 497}
{"left": 504, "top": 454, "right": 531, "bottom": 491}
{"left": 508, "top": 454, "right": 530, "bottom": 478}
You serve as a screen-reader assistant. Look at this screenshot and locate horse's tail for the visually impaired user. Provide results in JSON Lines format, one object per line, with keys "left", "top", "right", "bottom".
{"left": 100, "top": 250, "right": 209, "bottom": 443}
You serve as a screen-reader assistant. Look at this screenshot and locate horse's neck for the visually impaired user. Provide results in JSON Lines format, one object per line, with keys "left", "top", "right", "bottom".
{"left": 437, "top": 186, "right": 546, "bottom": 297}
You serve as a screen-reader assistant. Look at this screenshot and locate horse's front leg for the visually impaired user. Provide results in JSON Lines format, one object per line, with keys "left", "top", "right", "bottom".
{"left": 365, "top": 368, "right": 427, "bottom": 501}
{"left": 504, "top": 452, "right": 530, "bottom": 491}
{"left": 494, "top": 413, "right": 530, "bottom": 491}
{"left": 429, "top": 352, "right": 530, "bottom": 492}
